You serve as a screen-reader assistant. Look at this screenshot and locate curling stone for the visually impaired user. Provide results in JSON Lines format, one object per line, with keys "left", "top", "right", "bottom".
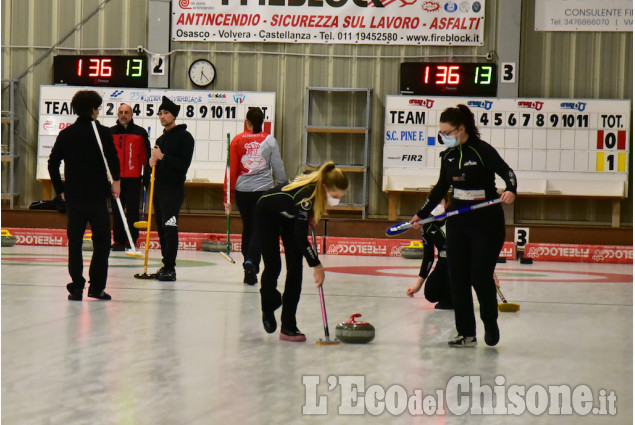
{"left": 201, "top": 239, "right": 230, "bottom": 252}
{"left": 400, "top": 240, "right": 423, "bottom": 259}
{"left": 1, "top": 229, "right": 16, "bottom": 247}
{"left": 82, "top": 232, "right": 93, "bottom": 251}
{"left": 335, "top": 313, "right": 375, "bottom": 344}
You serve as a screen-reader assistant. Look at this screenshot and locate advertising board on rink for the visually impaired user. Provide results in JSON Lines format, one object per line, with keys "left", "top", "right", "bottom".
{"left": 525, "top": 243, "right": 632, "bottom": 264}
{"left": 37, "top": 85, "right": 275, "bottom": 184}
{"left": 383, "top": 96, "right": 631, "bottom": 198}
{"left": 171, "top": 0, "right": 485, "bottom": 46}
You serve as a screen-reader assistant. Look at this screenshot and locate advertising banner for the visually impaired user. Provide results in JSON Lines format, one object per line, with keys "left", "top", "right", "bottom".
{"left": 535, "top": 0, "right": 633, "bottom": 32}
{"left": 524, "top": 243, "right": 632, "bottom": 264}
{"left": 172, "top": 0, "right": 485, "bottom": 46}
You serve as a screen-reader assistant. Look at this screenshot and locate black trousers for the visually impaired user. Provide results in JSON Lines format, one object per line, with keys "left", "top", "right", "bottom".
{"left": 257, "top": 211, "right": 303, "bottom": 331}
{"left": 112, "top": 177, "right": 142, "bottom": 245}
{"left": 154, "top": 184, "right": 184, "bottom": 270}
{"left": 423, "top": 259, "right": 452, "bottom": 306}
{"left": 66, "top": 198, "right": 111, "bottom": 292}
{"left": 235, "top": 190, "right": 264, "bottom": 270}
{"left": 446, "top": 205, "right": 505, "bottom": 338}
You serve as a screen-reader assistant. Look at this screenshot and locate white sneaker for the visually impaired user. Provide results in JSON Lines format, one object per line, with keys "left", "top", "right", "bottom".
{"left": 448, "top": 335, "right": 477, "bottom": 348}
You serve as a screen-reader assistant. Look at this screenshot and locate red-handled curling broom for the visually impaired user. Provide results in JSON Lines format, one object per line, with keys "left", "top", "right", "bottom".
{"left": 312, "top": 229, "right": 340, "bottom": 346}
{"left": 496, "top": 287, "right": 520, "bottom": 312}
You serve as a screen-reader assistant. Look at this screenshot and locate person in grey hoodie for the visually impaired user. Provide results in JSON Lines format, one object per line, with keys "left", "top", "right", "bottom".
{"left": 223, "top": 107, "right": 287, "bottom": 285}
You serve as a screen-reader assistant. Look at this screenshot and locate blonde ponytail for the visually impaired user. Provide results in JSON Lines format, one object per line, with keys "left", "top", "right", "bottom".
{"left": 283, "top": 161, "right": 348, "bottom": 222}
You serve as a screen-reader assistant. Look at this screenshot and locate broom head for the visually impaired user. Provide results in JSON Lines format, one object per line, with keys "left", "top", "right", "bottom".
{"left": 316, "top": 338, "right": 340, "bottom": 346}
{"left": 498, "top": 302, "right": 520, "bottom": 312}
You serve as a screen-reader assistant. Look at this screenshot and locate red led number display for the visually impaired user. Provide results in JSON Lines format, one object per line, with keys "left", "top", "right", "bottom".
{"left": 401, "top": 62, "right": 497, "bottom": 97}
{"left": 54, "top": 55, "right": 148, "bottom": 88}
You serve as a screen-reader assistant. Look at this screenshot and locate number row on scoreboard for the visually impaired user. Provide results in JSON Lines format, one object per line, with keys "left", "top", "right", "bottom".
{"left": 98, "top": 101, "right": 272, "bottom": 121}
{"left": 474, "top": 111, "right": 625, "bottom": 130}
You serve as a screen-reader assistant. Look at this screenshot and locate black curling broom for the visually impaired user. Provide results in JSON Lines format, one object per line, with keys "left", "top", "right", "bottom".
{"left": 312, "top": 229, "right": 340, "bottom": 346}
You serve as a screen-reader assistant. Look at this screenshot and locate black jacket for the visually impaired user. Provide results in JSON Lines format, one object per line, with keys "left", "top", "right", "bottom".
{"left": 155, "top": 124, "right": 195, "bottom": 187}
{"left": 418, "top": 218, "right": 446, "bottom": 279}
{"left": 417, "top": 136, "right": 517, "bottom": 218}
{"left": 48, "top": 117, "right": 120, "bottom": 205}
{"left": 257, "top": 183, "right": 321, "bottom": 267}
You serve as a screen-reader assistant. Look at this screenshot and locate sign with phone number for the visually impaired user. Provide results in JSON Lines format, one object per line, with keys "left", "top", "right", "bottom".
{"left": 383, "top": 96, "right": 631, "bottom": 195}
{"left": 171, "top": 0, "right": 485, "bottom": 46}
{"left": 37, "top": 85, "right": 275, "bottom": 182}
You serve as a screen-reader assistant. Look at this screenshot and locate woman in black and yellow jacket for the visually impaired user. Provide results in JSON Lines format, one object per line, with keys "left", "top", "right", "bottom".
{"left": 256, "top": 162, "right": 348, "bottom": 342}
{"left": 410, "top": 104, "right": 517, "bottom": 348}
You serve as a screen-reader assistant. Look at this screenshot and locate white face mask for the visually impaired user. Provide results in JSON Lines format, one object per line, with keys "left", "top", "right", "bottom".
{"left": 438, "top": 132, "right": 459, "bottom": 148}
{"left": 431, "top": 204, "right": 446, "bottom": 217}
{"left": 326, "top": 193, "right": 341, "bottom": 206}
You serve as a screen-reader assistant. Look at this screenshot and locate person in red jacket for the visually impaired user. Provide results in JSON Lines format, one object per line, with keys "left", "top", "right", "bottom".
{"left": 110, "top": 104, "right": 151, "bottom": 250}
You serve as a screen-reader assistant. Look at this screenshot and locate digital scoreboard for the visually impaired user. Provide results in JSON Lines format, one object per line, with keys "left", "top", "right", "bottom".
{"left": 53, "top": 55, "right": 148, "bottom": 88}
{"left": 400, "top": 62, "right": 497, "bottom": 97}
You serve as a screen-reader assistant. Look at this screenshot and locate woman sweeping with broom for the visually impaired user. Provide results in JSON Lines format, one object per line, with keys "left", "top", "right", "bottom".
{"left": 256, "top": 161, "right": 348, "bottom": 342}
{"left": 408, "top": 105, "right": 517, "bottom": 348}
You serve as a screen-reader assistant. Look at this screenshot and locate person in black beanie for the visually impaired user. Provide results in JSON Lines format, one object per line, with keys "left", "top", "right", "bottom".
{"left": 149, "top": 96, "right": 195, "bottom": 281}
{"left": 48, "top": 90, "right": 121, "bottom": 300}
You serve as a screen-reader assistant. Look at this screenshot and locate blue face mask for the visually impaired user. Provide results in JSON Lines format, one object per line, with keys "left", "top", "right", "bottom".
{"left": 438, "top": 132, "right": 459, "bottom": 148}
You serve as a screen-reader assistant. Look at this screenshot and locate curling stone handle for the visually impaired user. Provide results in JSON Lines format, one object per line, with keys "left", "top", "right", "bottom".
{"left": 349, "top": 313, "right": 362, "bottom": 323}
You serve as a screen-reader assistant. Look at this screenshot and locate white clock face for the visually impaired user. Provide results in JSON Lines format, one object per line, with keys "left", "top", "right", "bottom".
{"left": 189, "top": 60, "right": 215, "bottom": 87}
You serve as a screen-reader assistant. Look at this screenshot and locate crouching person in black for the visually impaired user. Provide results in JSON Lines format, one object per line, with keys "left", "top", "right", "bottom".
{"left": 406, "top": 194, "right": 453, "bottom": 310}
{"left": 48, "top": 90, "right": 121, "bottom": 301}
{"left": 149, "top": 96, "right": 194, "bottom": 282}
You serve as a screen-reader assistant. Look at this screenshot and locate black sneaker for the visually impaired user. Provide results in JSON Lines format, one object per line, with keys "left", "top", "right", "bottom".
{"left": 88, "top": 290, "right": 112, "bottom": 300}
{"left": 157, "top": 268, "right": 176, "bottom": 282}
{"left": 448, "top": 335, "right": 477, "bottom": 348}
{"left": 148, "top": 267, "right": 166, "bottom": 279}
{"left": 280, "top": 328, "right": 306, "bottom": 342}
{"left": 484, "top": 322, "right": 500, "bottom": 346}
{"left": 243, "top": 262, "right": 257, "bottom": 285}
{"left": 262, "top": 311, "right": 277, "bottom": 334}
{"left": 66, "top": 283, "right": 83, "bottom": 301}
{"left": 111, "top": 243, "right": 126, "bottom": 252}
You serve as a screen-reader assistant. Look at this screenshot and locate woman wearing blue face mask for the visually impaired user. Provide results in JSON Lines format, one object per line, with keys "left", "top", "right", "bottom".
{"left": 409, "top": 104, "right": 517, "bottom": 348}
{"left": 256, "top": 161, "right": 348, "bottom": 341}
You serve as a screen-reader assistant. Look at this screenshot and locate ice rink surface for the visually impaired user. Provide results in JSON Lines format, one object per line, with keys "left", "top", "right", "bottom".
{"left": 2, "top": 245, "right": 632, "bottom": 424}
